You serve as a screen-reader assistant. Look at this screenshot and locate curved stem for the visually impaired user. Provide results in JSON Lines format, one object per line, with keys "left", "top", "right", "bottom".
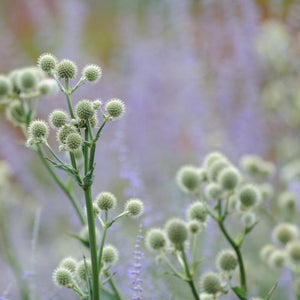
{"left": 36, "top": 145, "right": 85, "bottom": 225}
{"left": 180, "top": 245, "right": 200, "bottom": 300}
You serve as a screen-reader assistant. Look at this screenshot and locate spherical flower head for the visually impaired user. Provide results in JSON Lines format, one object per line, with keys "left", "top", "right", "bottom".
{"left": 93, "top": 99, "right": 102, "bottom": 110}
{"left": 76, "top": 259, "right": 92, "bottom": 281}
{"left": 57, "top": 59, "right": 77, "bottom": 79}
{"left": 287, "top": 240, "right": 300, "bottom": 262}
{"left": 260, "top": 244, "right": 276, "bottom": 261}
{"left": 203, "top": 152, "right": 227, "bottom": 169}
{"left": 0, "top": 75, "right": 11, "bottom": 97}
{"left": 218, "top": 167, "right": 240, "bottom": 190}
{"left": 57, "top": 125, "right": 76, "bottom": 144}
{"left": 238, "top": 184, "right": 260, "bottom": 208}
{"left": 96, "top": 192, "right": 117, "bottom": 211}
{"left": 165, "top": 218, "right": 188, "bottom": 246}
{"left": 76, "top": 99, "right": 95, "bottom": 120}
{"left": 268, "top": 249, "right": 286, "bottom": 268}
{"left": 125, "top": 198, "right": 144, "bottom": 217}
{"left": 176, "top": 165, "right": 200, "bottom": 193}
{"left": 66, "top": 133, "right": 82, "bottom": 151}
{"left": 205, "top": 183, "right": 222, "bottom": 200}
{"left": 52, "top": 267, "right": 73, "bottom": 287}
{"left": 146, "top": 228, "right": 166, "bottom": 251}
{"left": 241, "top": 212, "right": 256, "bottom": 228}
{"left": 49, "top": 110, "right": 68, "bottom": 128}
{"left": 82, "top": 64, "right": 102, "bottom": 83}
{"left": 207, "top": 159, "right": 230, "bottom": 182}
{"left": 216, "top": 249, "right": 238, "bottom": 271}
{"left": 59, "top": 257, "right": 77, "bottom": 273}
{"left": 278, "top": 191, "right": 296, "bottom": 212}
{"left": 18, "top": 69, "right": 38, "bottom": 90}
{"left": 105, "top": 98, "right": 125, "bottom": 119}
{"left": 37, "top": 53, "right": 57, "bottom": 73}
{"left": 28, "top": 120, "right": 49, "bottom": 141}
{"left": 273, "top": 223, "right": 299, "bottom": 245}
{"left": 102, "top": 245, "right": 119, "bottom": 265}
{"left": 187, "top": 202, "right": 207, "bottom": 223}
{"left": 199, "top": 272, "right": 222, "bottom": 295}
{"left": 38, "top": 79, "right": 58, "bottom": 95}
{"left": 188, "top": 220, "right": 203, "bottom": 234}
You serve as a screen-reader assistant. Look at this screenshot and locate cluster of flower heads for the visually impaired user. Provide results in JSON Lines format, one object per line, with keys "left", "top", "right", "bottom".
{"left": 145, "top": 151, "right": 273, "bottom": 299}
{"left": 260, "top": 222, "right": 300, "bottom": 296}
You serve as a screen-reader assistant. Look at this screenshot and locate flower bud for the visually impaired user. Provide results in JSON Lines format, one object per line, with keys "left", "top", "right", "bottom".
{"left": 76, "top": 99, "right": 95, "bottom": 120}
{"left": 59, "top": 257, "right": 77, "bottom": 273}
{"left": 52, "top": 267, "right": 73, "bottom": 286}
{"left": 273, "top": 223, "right": 298, "bottom": 245}
{"left": 66, "top": 133, "right": 82, "bottom": 151}
{"left": 287, "top": 240, "right": 300, "bottom": 262}
{"left": 57, "top": 59, "right": 77, "bottom": 79}
{"left": 165, "top": 218, "right": 188, "bottom": 246}
{"left": 218, "top": 167, "right": 240, "bottom": 190}
{"left": 146, "top": 228, "right": 166, "bottom": 251}
{"left": 125, "top": 198, "right": 144, "bottom": 217}
{"left": 28, "top": 120, "right": 49, "bottom": 141}
{"left": 205, "top": 183, "right": 222, "bottom": 200}
{"left": 176, "top": 165, "right": 200, "bottom": 193}
{"left": 238, "top": 184, "right": 260, "bottom": 208}
{"left": 216, "top": 249, "right": 238, "bottom": 271}
{"left": 199, "top": 272, "right": 222, "bottom": 295}
{"left": 96, "top": 192, "right": 117, "bottom": 211}
{"left": 105, "top": 98, "right": 125, "bottom": 119}
{"left": 37, "top": 53, "right": 57, "bottom": 73}
{"left": 103, "top": 245, "right": 119, "bottom": 265}
{"left": 82, "top": 64, "right": 102, "bottom": 83}
{"left": 49, "top": 110, "right": 68, "bottom": 128}
{"left": 187, "top": 202, "right": 207, "bottom": 223}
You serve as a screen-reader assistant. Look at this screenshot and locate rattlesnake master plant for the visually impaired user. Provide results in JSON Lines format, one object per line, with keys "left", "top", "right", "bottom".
{"left": 146, "top": 152, "right": 278, "bottom": 300}
{"left": 0, "top": 53, "right": 144, "bottom": 300}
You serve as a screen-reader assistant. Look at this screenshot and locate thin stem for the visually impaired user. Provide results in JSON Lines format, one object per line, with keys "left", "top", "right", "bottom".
{"left": 65, "top": 79, "right": 75, "bottom": 118}
{"left": 161, "top": 253, "right": 185, "bottom": 279}
{"left": 84, "top": 187, "right": 100, "bottom": 300}
{"left": 70, "top": 77, "right": 86, "bottom": 94}
{"left": 36, "top": 145, "right": 85, "bottom": 225}
{"left": 104, "top": 270, "right": 123, "bottom": 300}
{"left": 180, "top": 246, "right": 200, "bottom": 300}
{"left": 84, "top": 128, "right": 89, "bottom": 174}
{"left": 98, "top": 225, "right": 108, "bottom": 272}
{"left": 107, "top": 211, "right": 129, "bottom": 227}
{"left": 44, "top": 142, "right": 66, "bottom": 165}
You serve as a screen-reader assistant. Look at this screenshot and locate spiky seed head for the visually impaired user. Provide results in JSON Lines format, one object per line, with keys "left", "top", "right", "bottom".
{"left": 49, "top": 110, "right": 68, "bottom": 128}
{"left": 203, "top": 152, "right": 227, "bottom": 169}
{"left": 260, "top": 244, "right": 276, "bottom": 261}
{"left": 125, "top": 198, "right": 144, "bottom": 217}
{"left": 57, "top": 125, "right": 76, "bottom": 144}
{"left": 187, "top": 202, "right": 207, "bottom": 223}
{"left": 102, "top": 245, "right": 119, "bottom": 264}
{"left": 205, "top": 183, "right": 222, "bottom": 200}
{"left": 199, "top": 272, "right": 222, "bottom": 295}
{"left": 66, "top": 133, "right": 82, "bottom": 151}
{"left": 241, "top": 212, "right": 256, "bottom": 228}
{"left": 188, "top": 220, "right": 203, "bottom": 234}
{"left": 207, "top": 159, "right": 230, "bottom": 182}
{"left": 76, "top": 260, "right": 92, "bottom": 281}
{"left": 218, "top": 167, "right": 240, "bottom": 190}
{"left": 268, "top": 250, "right": 286, "bottom": 268}
{"left": 96, "top": 192, "right": 117, "bottom": 210}
{"left": 278, "top": 191, "right": 296, "bottom": 212}
{"left": 52, "top": 267, "right": 73, "bottom": 286}
{"left": 238, "top": 184, "right": 260, "bottom": 208}
{"left": 165, "top": 218, "right": 188, "bottom": 246}
{"left": 93, "top": 99, "right": 102, "bottom": 110}
{"left": 176, "top": 165, "right": 200, "bottom": 193}
{"left": 105, "top": 98, "right": 125, "bottom": 119}
{"left": 57, "top": 59, "right": 77, "bottom": 79}
{"left": 287, "top": 240, "right": 300, "bottom": 262}
{"left": 18, "top": 69, "right": 38, "bottom": 90}
{"left": 0, "top": 75, "right": 11, "bottom": 97}
{"left": 28, "top": 120, "right": 49, "bottom": 140}
{"left": 216, "top": 249, "right": 238, "bottom": 271}
{"left": 38, "top": 79, "right": 58, "bottom": 95}
{"left": 76, "top": 99, "right": 94, "bottom": 120}
{"left": 145, "top": 228, "right": 166, "bottom": 251}
{"left": 82, "top": 64, "right": 102, "bottom": 82}
{"left": 59, "top": 257, "right": 77, "bottom": 273}
{"left": 37, "top": 53, "right": 57, "bottom": 72}
{"left": 272, "top": 223, "right": 299, "bottom": 245}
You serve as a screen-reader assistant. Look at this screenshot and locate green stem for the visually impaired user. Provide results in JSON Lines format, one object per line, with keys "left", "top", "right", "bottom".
{"left": 65, "top": 79, "right": 75, "bottom": 119}
{"left": 104, "top": 270, "right": 123, "bottom": 300}
{"left": 180, "top": 246, "right": 200, "bottom": 300}
{"left": 84, "top": 187, "right": 100, "bottom": 300}
{"left": 36, "top": 145, "right": 85, "bottom": 225}
{"left": 98, "top": 225, "right": 108, "bottom": 273}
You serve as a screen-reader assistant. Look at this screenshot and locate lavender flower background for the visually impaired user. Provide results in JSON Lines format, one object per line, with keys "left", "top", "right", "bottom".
{"left": 0, "top": 0, "right": 300, "bottom": 299}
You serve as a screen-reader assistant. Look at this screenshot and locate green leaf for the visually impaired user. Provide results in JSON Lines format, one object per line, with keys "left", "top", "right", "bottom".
{"left": 235, "top": 233, "right": 244, "bottom": 247}
{"left": 100, "top": 288, "right": 119, "bottom": 300}
{"left": 245, "top": 221, "right": 259, "bottom": 235}
{"left": 232, "top": 286, "right": 247, "bottom": 300}
{"left": 83, "top": 166, "right": 95, "bottom": 187}
{"left": 67, "top": 233, "right": 89, "bottom": 248}
{"left": 265, "top": 282, "right": 278, "bottom": 300}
